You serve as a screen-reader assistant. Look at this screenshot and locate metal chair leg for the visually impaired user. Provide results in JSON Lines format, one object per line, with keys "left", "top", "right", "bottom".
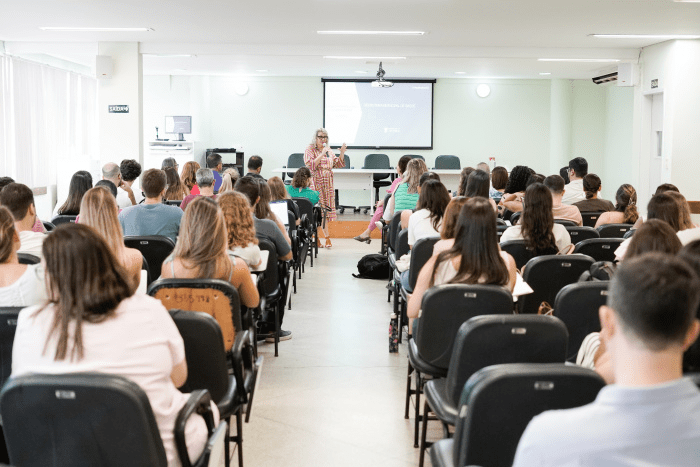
{"left": 404, "top": 361, "right": 413, "bottom": 419}
{"left": 224, "top": 416, "right": 231, "bottom": 467}
{"left": 419, "top": 399, "right": 430, "bottom": 467}
{"left": 236, "top": 410, "right": 244, "bottom": 467}
{"left": 414, "top": 371, "right": 422, "bottom": 448}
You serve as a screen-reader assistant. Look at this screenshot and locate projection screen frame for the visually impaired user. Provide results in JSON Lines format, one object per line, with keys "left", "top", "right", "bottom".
{"left": 322, "top": 78, "right": 436, "bottom": 150}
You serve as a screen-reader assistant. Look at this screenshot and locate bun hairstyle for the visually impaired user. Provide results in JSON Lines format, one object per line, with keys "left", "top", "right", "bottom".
{"left": 582, "top": 174, "right": 602, "bottom": 200}
{"left": 614, "top": 184, "right": 639, "bottom": 224}
{"left": 0, "top": 206, "right": 17, "bottom": 263}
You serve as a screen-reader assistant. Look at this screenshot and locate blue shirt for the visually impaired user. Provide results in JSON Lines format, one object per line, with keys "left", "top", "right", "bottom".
{"left": 213, "top": 171, "right": 223, "bottom": 192}
{"left": 119, "top": 203, "right": 183, "bottom": 243}
{"left": 513, "top": 378, "right": 700, "bottom": 466}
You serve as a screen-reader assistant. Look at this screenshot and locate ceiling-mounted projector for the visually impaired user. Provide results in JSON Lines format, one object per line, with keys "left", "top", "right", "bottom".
{"left": 372, "top": 62, "right": 394, "bottom": 88}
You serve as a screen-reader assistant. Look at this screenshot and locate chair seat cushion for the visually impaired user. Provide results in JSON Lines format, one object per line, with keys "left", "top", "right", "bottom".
{"left": 429, "top": 439, "right": 455, "bottom": 467}
{"left": 216, "top": 376, "right": 240, "bottom": 417}
{"left": 424, "top": 378, "right": 459, "bottom": 426}
{"left": 388, "top": 253, "right": 396, "bottom": 270}
{"left": 408, "top": 339, "right": 449, "bottom": 378}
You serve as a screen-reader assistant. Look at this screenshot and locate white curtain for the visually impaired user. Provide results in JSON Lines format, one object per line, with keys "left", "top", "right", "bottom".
{"left": 0, "top": 54, "right": 97, "bottom": 188}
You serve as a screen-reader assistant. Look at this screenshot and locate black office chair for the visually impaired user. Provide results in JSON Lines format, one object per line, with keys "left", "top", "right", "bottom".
{"left": 565, "top": 226, "right": 600, "bottom": 245}
{"left": 124, "top": 235, "right": 176, "bottom": 282}
{"left": 554, "top": 219, "right": 578, "bottom": 227}
{"left": 42, "top": 221, "right": 55, "bottom": 232}
{"left": 623, "top": 228, "right": 635, "bottom": 239}
{"left": 554, "top": 281, "right": 609, "bottom": 362}
{"left": 363, "top": 153, "right": 392, "bottom": 205}
{"left": 257, "top": 239, "right": 292, "bottom": 357}
{"left": 391, "top": 229, "right": 410, "bottom": 317}
{"left": 169, "top": 310, "right": 261, "bottom": 467}
{"left": 283, "top": 153, "right": 305, "bottom": 183}
{"left": 496, "top": 224, "right": 509, "bottom": 242}
{"left": 406, "top": 284, "right": 512, "bottom": 448}
{"left": 518, "top": 254, "right": 595, "bottom": 314}
{"left": 405, "top": 154, "right": 425, "bottom": 161}
{"left": 499, "top": 240, "right": 536, "bottom": 270}
{"left": 433, "top": 155, "right": 461, "bottom": 170}
{"left": 50, "top": 215, "right": 77, "bottom": 226}
{"left": 509, "top": 211, "right": 522, "bottom": 225}
{"left": 292, "top": 197, "right": 318, "bottom": 263}
{"left": 580, "top": 211, "right": 603, "bottom": 228}
{"left": 165, "top": 200, "right": 182, "bottom": 207}
{"left": 16, "top": 253, "right": 40, "bottom": 265}
{"left": 430, "top": 363, "right": 605, "bottom": 467}
{"left": 387, "top": 212, "right": 404, "bottom": 270}
{"left": 0, "top": 373, "right": 224, "bottom": 467}
{"left": 573, "top": 238, "right": 624, "bottom": 262}
{"left": 597, "top": 223, "right": 633, "bottom": 238}
{"left": 0, "top": 307, "right": 21, "bottom": 388}
{"left": 419, "top": 315, "right": 569, "bottom": 467}
{"left": 140, "top": 254, "right": 152, "bottom": 288}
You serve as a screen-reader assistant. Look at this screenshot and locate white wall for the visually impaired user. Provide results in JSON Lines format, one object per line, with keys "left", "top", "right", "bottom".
{"left": 602, "top": 86, "right": 636, "bottom": 201}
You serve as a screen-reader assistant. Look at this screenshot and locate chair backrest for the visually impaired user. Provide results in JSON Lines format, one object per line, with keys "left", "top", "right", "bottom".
{"left": 496, "top": 224, "right": 508, "bottom": 242}
{"left": 164, "top": 200, "right": 182, "bottom": 207}
{"left": 445, "top": 315, "right": 569, "bottom": 407}
{"left": 519, "top": 254, "right": 595, "bottom": 314}
{"left": 554, "top": 219, "right": 578, "bottom": 227}
{"left": 42, "top": 221, "right": 55, "bottom": 232}
{"left": 342, "top": 154, "right": 351, "bottom": 169}
{"left": 16, "top": 253, "right": 40, "bottom": 265}
{"left": 597, "top": 223, "right": 633, "bottom": 238}
{"left": 554, "top": 281, "right": 609, "bottom": 362}
{"left": 456, "top": 363, "right": 605, "bottom": 467}
{"left": 286, "top": 153, "right": 305, "bottom": 178}
{"left": 124, "top": 235, "right": 176, "bottom": 282}
{"left": 416, "top": 284, "right": 513, "bottom": 369}
{"left": 408, "top": 236, "right": 440, "bottom": 289}
{"left": 565, "top": 226, "right": 600, "bottom": 245}
{"left": 148, "top": 279, "right": 242, "bottom": 351}
{"left": 257, "top": 239, "right": 280, "bottom": 296}
{"left": 395, "top": 229, "right": 410, "bottom": 260}
{"left": 580, "top": 211, "right": 603, "bottom": 228}
{"left": 50, "top": 215, "right": 77, "bottom": 226}
{"left": 0, "top": 307, "right": 21, "bottom": 388}
{"left": 434, "top": 155, "right": 461, "bottom": 170}
{"left": 363, "top": 153, "right": 390, "bottom": 181}
{"left": 387, "top": 212, "right": 403, "bottom": 253}
{"left": 499, "top": 240, "right": 536, "bottom": 270}
{"left": 573, "top": 238, "right": 624, "bottom": 262}
{"left": 623, "top": 228, "right": 635, "bottom": 239}
{"left": 509, "top": 211, "right": 522, "bottom": 225}
{"left": 0, "top": 373, "right": 168, "bottom": 467}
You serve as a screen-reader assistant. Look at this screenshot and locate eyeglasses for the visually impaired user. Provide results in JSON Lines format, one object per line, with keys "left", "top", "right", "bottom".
{"left": 317, "top": 135, "right": 328, "bottom": 139}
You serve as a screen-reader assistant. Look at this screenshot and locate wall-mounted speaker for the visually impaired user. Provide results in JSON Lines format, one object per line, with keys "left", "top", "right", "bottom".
{"left": 95, "top": 55, "right": 113, "bottom": 79}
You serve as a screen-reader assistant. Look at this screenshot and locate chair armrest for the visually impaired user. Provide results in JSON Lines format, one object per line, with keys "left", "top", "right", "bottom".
{"left": 230, "top": 330, "right": 251, "bottom": 402}
{"left": 174, "top": 389, "right": 216, "bottom": 467}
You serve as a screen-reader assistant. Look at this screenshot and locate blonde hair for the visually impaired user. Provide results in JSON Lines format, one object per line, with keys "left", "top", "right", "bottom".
{"left": 79, "top": 187, "right": 127, "bottom": 261}
{"left": 268, "top": 176, "right": 289, "bottom": 200}
{"left": 180, "top": 161, "right": 200, "bottom": 191}
{"left": 403, "top": 158, "right": 428, "bottom": 194}
{"left": 218, "top": 191, "right": 258, "bottom": 249}
{"left": 310, "top": 128, "right": 328, "bottom": 146}
{"left": 0, "top": 206, "right": 17, "bottom": 263}
{"left": 223, "top": 168, "right": 240, "bottom": 183}
{"left": 219, "top": 173, "right": 234, "bottom": 193}
{"left": 173, "top": 196, "right": 231, "bottom": 279}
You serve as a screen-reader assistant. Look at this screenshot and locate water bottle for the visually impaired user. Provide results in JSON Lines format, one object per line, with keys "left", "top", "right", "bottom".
{"left": 389, "top": 313, "right": 399, "bottom": 353}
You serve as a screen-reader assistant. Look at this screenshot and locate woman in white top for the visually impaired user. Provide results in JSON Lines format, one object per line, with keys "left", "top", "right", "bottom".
{"left": 11, "top": 223, "right": 217, "bottom": 467}
{"left": 408, "top": 198, "right": 517, "bottom": 320}
{"left": 218, "top": 191, "right": 263, "bottom": 269}
{"left": 0, "top": 206, "right": 46, "bottom": 306}
{"left": 501, "top": 182, "right": 573, "bottom": 255}
{"left": 407, "top": 179, "right": 451, "bottom": 247}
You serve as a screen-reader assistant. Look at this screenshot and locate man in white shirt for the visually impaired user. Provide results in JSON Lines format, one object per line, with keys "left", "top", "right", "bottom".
{"left": 561, "top": 157, "right": 587, "bottom": 205}
{"left": 513, "top": 252, "right": 700, "bottom": 467}
{"left": 102, "top": 162, "right": 135, "bottom": 209}
{"left": 0, "top": 183, "right": 46, "bottom": 258}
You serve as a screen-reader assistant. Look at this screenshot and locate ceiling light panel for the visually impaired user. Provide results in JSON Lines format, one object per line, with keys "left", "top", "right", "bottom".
{"left": 592, "top": 34, "right": 700, "bottom": 39}
{"left": 323, "top": 56, "right": 407, "bottom": 60}
{"left": 317, "top": 31, "right": 425, "bottom": 35}
{"left": 39, "top": 27, "right": 153, "bottom": 32}
{"left": 538, "top": 58, "right": 620, "bottom": 62}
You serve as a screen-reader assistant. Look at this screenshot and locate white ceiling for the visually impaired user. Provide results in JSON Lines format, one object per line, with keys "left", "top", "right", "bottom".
{"left": 2, "top": 0, "right": 700, "bottom": 79}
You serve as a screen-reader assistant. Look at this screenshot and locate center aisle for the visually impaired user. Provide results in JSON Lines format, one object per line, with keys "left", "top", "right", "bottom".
{"left": 244, "top": 239, "right": 431, "bottom": 466}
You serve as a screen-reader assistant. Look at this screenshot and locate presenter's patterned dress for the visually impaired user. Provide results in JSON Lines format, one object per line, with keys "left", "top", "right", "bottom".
{"left": 304, "top": 145, "right": 345, "bottom": 221}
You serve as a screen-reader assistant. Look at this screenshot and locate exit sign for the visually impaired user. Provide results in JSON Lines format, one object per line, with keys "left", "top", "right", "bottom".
{"left": 108, "top": 105, "right": 129, "bottom": 113}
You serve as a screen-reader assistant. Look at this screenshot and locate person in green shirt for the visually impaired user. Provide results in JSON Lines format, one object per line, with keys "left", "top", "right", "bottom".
{"left": 286, "top": 167, "right": 320, "bottom": 205}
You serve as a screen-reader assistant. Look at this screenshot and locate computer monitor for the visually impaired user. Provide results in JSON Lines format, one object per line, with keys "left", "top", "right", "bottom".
{"left": 164, "top": 116, "right": 192, "bottom": 141}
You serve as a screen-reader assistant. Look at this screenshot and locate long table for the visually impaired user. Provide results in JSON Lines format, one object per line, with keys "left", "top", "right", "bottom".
{"left": 272, "top": 168, "right": 463, "bottom": 211}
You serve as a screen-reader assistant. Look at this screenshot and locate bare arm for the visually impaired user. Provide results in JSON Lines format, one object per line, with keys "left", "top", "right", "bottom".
{"left": 230, "top": 258, "right": 260, "bottom": 308}
{"left": 171, "top": 360, "right": 188, "bottom": 388}
{"left": 407, "top": 256, "right": 437, "bottom": 319}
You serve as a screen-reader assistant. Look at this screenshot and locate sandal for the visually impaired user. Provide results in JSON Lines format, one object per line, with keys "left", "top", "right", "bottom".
{"left": 325, "top": 237, "right": 332, "bottom": 248}
{"left": 353, "top": 235, "right": 371, "bottom": 244}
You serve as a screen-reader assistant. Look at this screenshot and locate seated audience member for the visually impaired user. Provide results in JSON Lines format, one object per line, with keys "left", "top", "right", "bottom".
{"left": 219, "top": 173, "right": 234, "bottom": 193}
{"left": 622, "top": 219, "right": 682, "bottom": 261}
{"left": 465, "top": 169, "right": 498, "bottom": 212}
{"left": 678, "top": 240, "right": 700, "bottom": 373}
{"left": 160, "top": 197, "right": 259, "bottom": 308}
{"left": 119, "top": 169, "right": 183, "bottom": 243}
{"left": 11, "top": 223, "right": 219, "bottom": 466}
{"left": 407, "top": 197, "right": 517, "bottom": 320}
{"left": 234, "top": 176, "right": 292, "bottom": 261}
{"left": 573, "top": 174, "right": 615, "bottom": 213}
{"left": 406, "top": 179, "right": 451, "bottom": 248}
{"left": 668, "top": 191, "right": 698, "bottom": 231}
{"left": 223, "top": 168, "right": 240, "bottom": 184}
{"left": 501, "top": 182, "right": 573, "bottom": 254}
{"left": 455, "top": 167, "right": 475, "bottom": 197}
{"left": 0, "top": 183, "right": 46, "bottom": 257}
{"left": 595, "top": 184, "right": 639, "bottom": 228}
{"left": 287, "top": 167, "right": 321, "bottom": 205}
{"left": 164, "top": 167, "right": 185, "bottom": 201}
{"left": 206, "top": 153, "right": 224, "bottom": 192}
{"left": 180, "top": 168, "right": 217, "bottom": 211}
{"left": 120, "top": 159, "right": 143, "bottom": 204}
{"left": 180, "top": 161, "right": 201, "bottom": 196}
{"left": 102, "top": 162, "right": 135, "bottom": 208}
{"left": 254, "top": 178, "right": 292, "bottom": 245}
{"left": 2, "top": 177, "right": 47, "bottom": 233}
{"left": 0, "top": 206, "right": 46, "bottom": 306}
{"left": 54, "top": 170, "right": 93, "bottom": 216}
{"left": 246, "top": 155, "right": 265, "bottom": 180}
{"left": 561, "top": 156, "right": 588, "bottom": 205}
{"left": 476, "top": 162, "right": 499, "bottom": 200}
{"left": 498, "top": 165, "right": 531, "bottom": 214}
{"left": 95, "top": 179, "right": 118, "bottom": 198}
{"left": 559, "top": 166, "right": 570, "bottom": 185}
{"left": 513, "top": 252, "right": 700, "bottom": 466}
{"left": 161, "top": 157, "right": 178, "bottom": 172}
{"left": 383, "top": 158, "right": 428, "bottom": 221}
{"left": 631, "top": 183, "right": 682, "bottom": 230}
{"left": 269, "top": 176, "right": 300, "bottom": 224}
{"left": 218, "top": 191, "right": 262, "bottom": 269}
{"left": 432, "top": 196, "right": 469, "bottom": 256}
{"left": 80, "top": 186, "right": 143, "bottom": 291}
{"left": 490, "top": 166, "right": 508, "bottom": 204}
{"left": 544, "top": 175, "right": 583, "bottom": 226}
{"left": 399, "top": 171, "right": 442, "bottom": 229}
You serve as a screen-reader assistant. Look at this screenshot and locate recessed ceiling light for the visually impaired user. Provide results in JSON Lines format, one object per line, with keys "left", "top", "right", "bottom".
{"left": 592, "top": 34, "right": 700, "bottom": 39}
{"left": 538, "top": 58, "right": 620, "bottom": 62}
{"left": 455, "top": 72, "right": 466, "bottom": 74}
{"left": 674, "top": 1, "right": 700, "bottom": 2}
{"left": 317, "top": 31, "right": 424, "bottom": 35}
{"left": 355, "top": 71, "right": 369, "bottom": 74}
{"left": 39, "top": 27, "right": 153, "bottom": 32}
{"left": 256, "top": 69, "right": 268, "bottom": 72}
{"left": 323, "top": 56, "right": 407, "bottom": 60}
{"left": 539, "top": 72, "right": 551, "bottom": 75}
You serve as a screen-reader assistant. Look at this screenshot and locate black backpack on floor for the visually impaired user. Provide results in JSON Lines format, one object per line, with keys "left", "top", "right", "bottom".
{"left": 353, "top": 254, "right": 391, "bottom": 280}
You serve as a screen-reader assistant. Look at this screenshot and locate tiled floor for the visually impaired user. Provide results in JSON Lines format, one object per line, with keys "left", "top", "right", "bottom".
{"left": 242, "top": 239, "right": 441, "bottom": 466}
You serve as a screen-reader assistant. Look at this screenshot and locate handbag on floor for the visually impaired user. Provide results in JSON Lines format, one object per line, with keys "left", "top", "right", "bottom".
{"left": 352, "top": 253, "right": 391, "bottom": 280}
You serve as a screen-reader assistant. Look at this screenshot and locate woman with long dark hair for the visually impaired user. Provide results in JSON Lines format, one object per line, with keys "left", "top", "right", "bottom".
{"left": 501, "top": 182, "right": 573, "bottom": 254}
{"left": 163, "top": 167, "right": 185, "bottom": 201}
{"left": 54, "top": 170, "right": 93, "bottom": 216}
{"left": 465, "top": 169, "right": 498, "bottom": 212}
{"left": 406, "top": 179, "right": 451, "bottom": 247}
{"left": 498, "top": 165, "right": 531, "bottom": 213}
{"left": 595, "top": 184, "right": 639, "bottom": 227}
{"left": 408, "top": 197, "right": 517, "bottom": 319}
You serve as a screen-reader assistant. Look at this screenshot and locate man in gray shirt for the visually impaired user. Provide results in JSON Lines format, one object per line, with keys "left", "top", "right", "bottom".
{"left": 119, "top": 169, "right": 182, "bottom": 243}
{"left": 513, "top": 252, "right": 700, "bottom": 466}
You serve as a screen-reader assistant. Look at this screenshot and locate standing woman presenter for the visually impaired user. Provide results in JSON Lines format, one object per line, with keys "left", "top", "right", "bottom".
{"left": 304, "top": 128, "right": 346, "bottom": 248}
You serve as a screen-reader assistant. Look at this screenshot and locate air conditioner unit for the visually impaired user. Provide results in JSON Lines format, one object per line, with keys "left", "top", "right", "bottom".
{"left": 592, "top": 72, "right": 617, "bottom": 85}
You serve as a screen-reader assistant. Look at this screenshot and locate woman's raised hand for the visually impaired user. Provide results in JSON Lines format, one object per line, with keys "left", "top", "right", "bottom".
{"left": 340, "top": 143, "right": 347, "bottom": 154}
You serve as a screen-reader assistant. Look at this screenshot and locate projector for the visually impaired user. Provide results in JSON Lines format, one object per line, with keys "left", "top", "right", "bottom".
{"left": 372, "top": 80, "right": 394, "bottom": 88}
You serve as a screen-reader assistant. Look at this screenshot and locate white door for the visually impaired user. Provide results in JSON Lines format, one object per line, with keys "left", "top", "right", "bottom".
{"left": 649, "top": 93, "right": 663, "bottom": 195}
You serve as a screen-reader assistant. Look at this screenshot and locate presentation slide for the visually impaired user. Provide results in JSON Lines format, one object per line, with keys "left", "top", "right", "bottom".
{"left": 324, "top": 80, "right": 433, "bottom": 149}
